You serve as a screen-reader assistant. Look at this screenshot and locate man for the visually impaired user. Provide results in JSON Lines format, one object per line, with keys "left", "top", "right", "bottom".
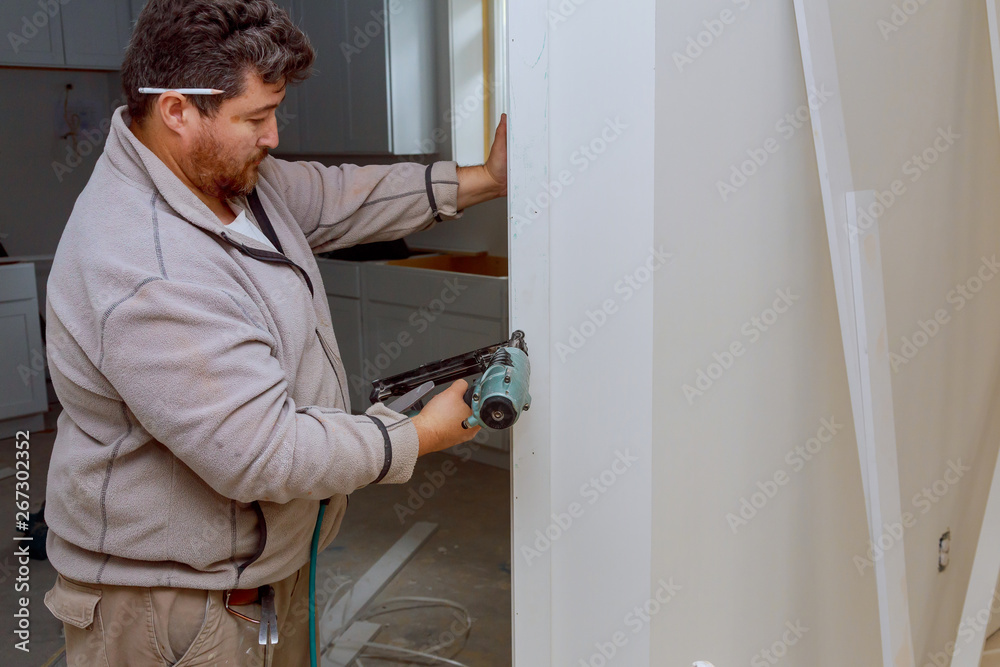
{"left": 41, "top": 0, "right": 506, "bottom": 664}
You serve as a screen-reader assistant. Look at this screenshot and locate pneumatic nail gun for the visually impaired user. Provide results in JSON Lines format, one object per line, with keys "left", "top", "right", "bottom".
{"left": 370, "top": 330, "right": 531, "bottom": 430}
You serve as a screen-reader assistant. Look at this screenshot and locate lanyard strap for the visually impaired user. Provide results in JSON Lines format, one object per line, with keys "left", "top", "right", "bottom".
{"left": 247, "top": 189, "right": 285, "bottom": 255}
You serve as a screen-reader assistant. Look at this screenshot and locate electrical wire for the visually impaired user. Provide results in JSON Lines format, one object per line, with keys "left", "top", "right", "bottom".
{"left": 356, "top": 642, "right": 471, "bottom": 666}
{"left": 317, "top": 578, "right": 474, "bottom": 666}
{"left": 358, "top": 597, "right": 473, "bottom": 655}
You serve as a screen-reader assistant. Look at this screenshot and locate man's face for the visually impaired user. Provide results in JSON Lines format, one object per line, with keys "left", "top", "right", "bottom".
{"left": 183, "top": 72, "right": 285, "bottom": 201}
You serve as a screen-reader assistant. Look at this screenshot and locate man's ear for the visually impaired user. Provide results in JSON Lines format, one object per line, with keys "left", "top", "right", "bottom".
{"left": 156, "top": 92, "right": 196, "bottom": 136}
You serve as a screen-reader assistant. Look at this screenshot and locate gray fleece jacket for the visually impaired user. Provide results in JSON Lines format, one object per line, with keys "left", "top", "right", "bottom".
{"left": 43, "top": 106, "right": 460, "bottom": 590}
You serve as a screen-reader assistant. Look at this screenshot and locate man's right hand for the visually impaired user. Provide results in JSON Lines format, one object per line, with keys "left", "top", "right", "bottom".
{"left": 409, "top": 379, "right": 482, "bottom": 456}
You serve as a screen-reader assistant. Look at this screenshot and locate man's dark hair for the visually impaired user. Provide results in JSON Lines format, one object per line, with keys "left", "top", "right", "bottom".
{"left": 121, "top": 0, "right": 314, "bottom": 123}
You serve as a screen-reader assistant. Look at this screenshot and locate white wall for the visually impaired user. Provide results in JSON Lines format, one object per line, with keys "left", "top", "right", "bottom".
{"left": 828, "top": 0, "right": 1000, "bottom": 660}
{"left": 511, "top": 0, "right": 1000, "bottom": 665}
{"left": 651, "top": 1, "right": 881, "bottom": 663}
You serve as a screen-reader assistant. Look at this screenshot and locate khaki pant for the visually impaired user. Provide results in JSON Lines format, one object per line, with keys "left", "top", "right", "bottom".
{"left": 44, "top": 560, "right": 318, "bottom": 666}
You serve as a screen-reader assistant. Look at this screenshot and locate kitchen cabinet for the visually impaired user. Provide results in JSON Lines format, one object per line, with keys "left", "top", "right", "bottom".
{"left": 0, "top": 0, "right": 64, "bottom": 66}
{"left": 0, "top": 0, "right": 133, "bottom": 69}
{"left": 287, "top": 0, "right": 436, "bottom": 155}
{"left": 0, "top": 264, "right": 48, "bottom": 439}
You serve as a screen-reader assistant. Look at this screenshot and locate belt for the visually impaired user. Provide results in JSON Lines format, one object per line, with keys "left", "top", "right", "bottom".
{"left": 225, "top": 587, "right": 260, "bottom": 607}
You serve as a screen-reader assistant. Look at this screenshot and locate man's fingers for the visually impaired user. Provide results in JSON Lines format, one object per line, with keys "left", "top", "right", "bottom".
{"left": 494, "top": 114, "right": 506, "bottom": 139}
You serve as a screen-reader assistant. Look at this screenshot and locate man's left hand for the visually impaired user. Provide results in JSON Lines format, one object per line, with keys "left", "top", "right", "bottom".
{"left": 456, "top": 113, "right": 508, "bottom": 210}
{"left": 484, "top": 113, "right": 507, "bottom": 197}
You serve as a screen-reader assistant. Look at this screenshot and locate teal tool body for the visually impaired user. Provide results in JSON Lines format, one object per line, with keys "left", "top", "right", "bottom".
{"left": 370, "top": 330, "right": 531, "bottom": 430}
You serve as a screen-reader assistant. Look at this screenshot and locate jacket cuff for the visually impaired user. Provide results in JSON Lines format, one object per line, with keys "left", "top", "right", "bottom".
{"left": 427, "top": 161, "right": 463, "bottom": 221}
{"left": 364, "top": 402, "right": 419, "bottom": 485}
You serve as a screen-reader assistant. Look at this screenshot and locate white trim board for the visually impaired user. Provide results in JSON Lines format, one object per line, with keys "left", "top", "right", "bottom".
{"left": 790, "top": 0, "right": 870, "bottom": 518}
{"left": 792, "top": 0, "right": 916, "bottom": 662}
{"left": 950, "top": 444, "right": 1000, "bottom": 667}
{"left": 507, "top": 0, "right": 553, "bottom": 663}
{"left": 948, "top": 2, "right": 1000, "bottom": 663}
{"left": 847, "top": 191, "right": 916, "bottom": 667}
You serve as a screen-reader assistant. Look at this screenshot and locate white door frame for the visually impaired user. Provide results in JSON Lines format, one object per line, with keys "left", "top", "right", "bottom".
{"left": 507, "top": 1, "right": 553, "bottom": 662}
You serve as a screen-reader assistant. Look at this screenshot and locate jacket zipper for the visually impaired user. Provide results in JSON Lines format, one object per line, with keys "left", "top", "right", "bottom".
{"left": 220, "top": 233, "right": 314, "bottom": 297}
{"left": 235, "top": 501, "right": 267, "bottom": 587}
{"left": 220, "top": 234, "right": 314, "bottom": 586}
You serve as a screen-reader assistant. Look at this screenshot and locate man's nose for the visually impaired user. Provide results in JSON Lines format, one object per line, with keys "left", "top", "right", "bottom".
{"left": 259, "top": 115, "right": 280, "bottom": 150}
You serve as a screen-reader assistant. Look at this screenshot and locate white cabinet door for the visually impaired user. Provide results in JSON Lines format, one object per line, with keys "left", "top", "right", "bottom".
{"left": 61, "top": 0, "right": 132, "bottom": 69}
{"left": 0, "top": 0, "right": 65, "bottom": 66}
{"left": 0, "top": 265, "right": 48, "bottom": 426}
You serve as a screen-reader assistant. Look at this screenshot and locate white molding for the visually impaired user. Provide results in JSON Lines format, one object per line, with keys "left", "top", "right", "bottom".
{"left": 792, "top": 0, "right": 916, "bottom": 662}
{"left": 319, "top": 522, "right": 438, "bottom": 649}
{"left": 507, "top": 0, "right": 552, "bottom": 664}
{"left": 791, "top": 0, "right": 871, "bottom": 519}
{"left": 948, "top": 2, "right": 1000, "bottom": 663}
{"left": 847, "top": 191, "right": 916, "bottom": 667}
{"left": 950, "top": 446, "right": 1000, "bottom": 666}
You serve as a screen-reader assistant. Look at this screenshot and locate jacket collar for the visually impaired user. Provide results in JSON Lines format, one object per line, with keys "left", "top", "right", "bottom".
{"left": 103, "top": 105, "right": 277, "bottom": 253}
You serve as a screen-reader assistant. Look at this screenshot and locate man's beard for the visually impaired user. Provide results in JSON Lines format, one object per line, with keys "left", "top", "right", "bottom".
{"left": 186, "top": 129, "right": 267, "bottom": 201}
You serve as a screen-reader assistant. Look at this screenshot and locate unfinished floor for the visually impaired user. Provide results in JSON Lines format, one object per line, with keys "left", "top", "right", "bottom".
{"left": 0, "top": 405, "right": 511, "bottom": 667}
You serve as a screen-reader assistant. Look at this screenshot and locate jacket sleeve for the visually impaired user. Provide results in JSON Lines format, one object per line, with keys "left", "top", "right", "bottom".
{"left": 99, "top": 278, "right": 419, "bottom": 504}
{"left": 260, "top": 158, "right": 462, "bottom": 253}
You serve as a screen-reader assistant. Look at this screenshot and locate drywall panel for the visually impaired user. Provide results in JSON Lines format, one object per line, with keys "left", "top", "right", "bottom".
{"left": 508, "top": 0, "right": 656, "bottom": 664}
{"left": 822, "top": 0, "right": 1000, "bottom": 662}
{"left": 651, "top": 1, "right": 881, "bottom": 664}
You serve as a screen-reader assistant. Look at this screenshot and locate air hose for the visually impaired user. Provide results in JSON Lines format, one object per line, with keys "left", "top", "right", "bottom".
{"left": 309, "top": 499, "right": 329, "bottom": 667}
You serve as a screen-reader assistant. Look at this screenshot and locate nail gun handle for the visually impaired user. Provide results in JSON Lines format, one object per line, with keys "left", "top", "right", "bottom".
{"left": 463, "top": 382, "right": 475, "bottom": 408}
{"left": 461, "top": 381, "right": 477, "bottom": 430}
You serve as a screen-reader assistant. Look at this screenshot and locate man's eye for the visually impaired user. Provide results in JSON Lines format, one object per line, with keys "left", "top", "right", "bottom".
{"left": 250, "top": 117, "right": 267, "bottom": 124}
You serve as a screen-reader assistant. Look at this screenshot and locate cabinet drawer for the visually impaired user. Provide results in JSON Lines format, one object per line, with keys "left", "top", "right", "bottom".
{"left": 0, "top": 264, "right": 39, "bottom": 303}
{"left": 362, "top": 264, "right": 507, "bottom": 320}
